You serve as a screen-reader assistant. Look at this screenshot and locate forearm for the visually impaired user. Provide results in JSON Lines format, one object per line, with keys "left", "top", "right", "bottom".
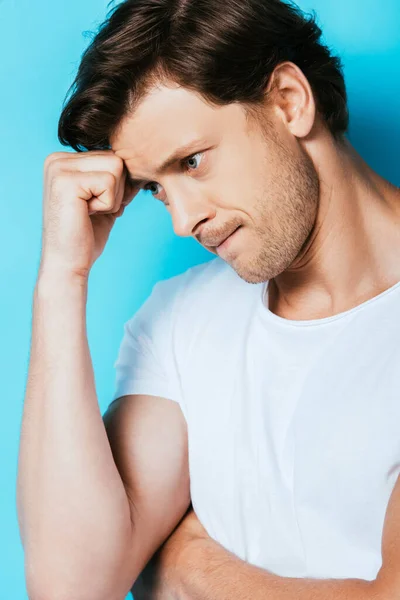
{"left": 177, "top": 537, "right": 385, "bottom": 600}
{"left": 17, "top": 270, "right": 132, "bottom": 599}
{"left": 148, "top": 509, "right": 386, "bottom": 600}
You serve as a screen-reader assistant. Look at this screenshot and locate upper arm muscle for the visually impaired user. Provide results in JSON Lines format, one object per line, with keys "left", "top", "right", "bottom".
{"left": 102, "top": 394, "right": 191, "bottom": 586}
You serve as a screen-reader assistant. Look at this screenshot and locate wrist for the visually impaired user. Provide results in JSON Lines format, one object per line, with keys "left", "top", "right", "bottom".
{"left": 166, "top": 536, "right": 212, "bottom": 600}
{"left": 162, "top": 529, "right": 203, "bottom": 588}
{"left": 36, "top": 262, "right": 89, "bottom": 295}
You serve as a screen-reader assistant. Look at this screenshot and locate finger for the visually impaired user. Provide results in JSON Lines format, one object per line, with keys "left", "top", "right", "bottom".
{"left": 112, "top": 167, "right": 127, "bottom": 214}
{"left": 70, "top": 170, "right": 117, "bottom": 212}
{"left": 121, "top": 178, "right": 142, "bottom": 208}
{"left": 47, "top": 151, "right": 124, "bottom": 196}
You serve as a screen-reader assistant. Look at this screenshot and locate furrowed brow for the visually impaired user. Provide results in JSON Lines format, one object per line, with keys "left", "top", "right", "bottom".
{"left": 125, "top": 137, "right": 209, "bottom": 184}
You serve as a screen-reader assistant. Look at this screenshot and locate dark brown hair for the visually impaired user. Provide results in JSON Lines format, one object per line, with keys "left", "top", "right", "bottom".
{"left": 58, "top": 0, "right": 349, "bottom": 152}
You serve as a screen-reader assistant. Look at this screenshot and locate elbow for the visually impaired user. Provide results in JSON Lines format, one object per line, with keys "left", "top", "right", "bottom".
{"left": 26, "top": 570, "right": 131, "bottom": 600}
{"left": 24, "top": 530, "right": 138, "bottom": 600}
{"left": 27, "top": 584, "right": 128, "bottom": 600}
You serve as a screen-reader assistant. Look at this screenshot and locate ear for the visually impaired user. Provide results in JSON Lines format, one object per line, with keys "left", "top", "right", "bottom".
{"left": 266, "top": 61, "right": 316, "bottom": 138}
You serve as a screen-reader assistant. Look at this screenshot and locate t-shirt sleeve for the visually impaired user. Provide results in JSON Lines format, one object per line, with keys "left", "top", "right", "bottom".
{"left": 111, "top": 279, "right": 183, "bottom": 406}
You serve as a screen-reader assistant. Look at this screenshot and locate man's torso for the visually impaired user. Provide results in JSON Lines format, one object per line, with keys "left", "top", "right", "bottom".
{"left": 171, "top": 258, "right": 400, "bottom": 580}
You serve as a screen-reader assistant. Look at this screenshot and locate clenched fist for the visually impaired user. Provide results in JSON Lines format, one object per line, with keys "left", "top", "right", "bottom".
{"left": 39, "top": 150, "right": 138, "bottom": 279}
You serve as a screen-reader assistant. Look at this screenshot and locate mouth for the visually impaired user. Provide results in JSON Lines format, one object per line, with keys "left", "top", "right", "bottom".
{"left": 215, "top": 226, "right": 241, "bottom": 252}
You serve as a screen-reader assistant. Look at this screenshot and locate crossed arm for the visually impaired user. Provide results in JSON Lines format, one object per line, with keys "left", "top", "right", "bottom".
{"left": 133, "top": 475, "right": 400, "bottom": 600}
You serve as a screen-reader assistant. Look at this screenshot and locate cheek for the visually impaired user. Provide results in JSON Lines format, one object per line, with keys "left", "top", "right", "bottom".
{"left": 215, "top": 151, "right": 261, "bottom": 207}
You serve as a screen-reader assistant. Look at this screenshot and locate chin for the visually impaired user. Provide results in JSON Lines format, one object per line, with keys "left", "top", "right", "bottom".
{"left": 230, "top": 249, "right": 295, "bottom": 284}
{"left": 224, "top": 258, "right": 270, "bottom": 284}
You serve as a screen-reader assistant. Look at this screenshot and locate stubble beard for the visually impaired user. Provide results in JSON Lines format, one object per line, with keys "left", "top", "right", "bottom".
{"left": 233, "top": 143, "right": 320, "bottom": 285}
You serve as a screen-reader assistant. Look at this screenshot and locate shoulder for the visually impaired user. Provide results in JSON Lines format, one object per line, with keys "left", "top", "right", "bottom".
{"left": 124, "top": 258, "right": 226, "bottom": 329}
{"left": 127, "top": 257, "right": 258, "bottom": 335}
{"left": 153, "top": 257, "right": 244, "bottom": 312}
{"left": 154, "top": 257, "right": 230, "bottom": 298}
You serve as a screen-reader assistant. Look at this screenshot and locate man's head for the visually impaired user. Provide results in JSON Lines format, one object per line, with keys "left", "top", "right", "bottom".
{"left": 58, "top": 0, "right": 348, "bottom": 283}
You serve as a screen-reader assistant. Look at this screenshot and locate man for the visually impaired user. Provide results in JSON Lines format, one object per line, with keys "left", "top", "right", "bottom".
{"left": 18, "top": 0, "right": 399, "bottom": 599}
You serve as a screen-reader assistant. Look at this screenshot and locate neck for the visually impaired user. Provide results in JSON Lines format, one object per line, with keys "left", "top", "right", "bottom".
{"left": 269, "top": 134, "right": 400, "bottom": 320}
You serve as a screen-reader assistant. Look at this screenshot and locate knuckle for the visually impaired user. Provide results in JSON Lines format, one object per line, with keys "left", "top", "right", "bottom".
{"left": 49, "top": 170, "right": 73, "bottom": 196}
{"left": 104, "top": 170, "right": 117, "bottom": 185}
{"left": 44, "top": 152, "right": 69, "bottom": 169}
{"left": 102, "top": 172, "right": 119, "bottom": 211}
{"left": 112, "top": 155, "right": 125, "bottom": 176}
{"left": 102, "top": 171, "right": 118, "bottom": 199}
{"left": 44, "top": 156, "right": 67, "bottom": 178}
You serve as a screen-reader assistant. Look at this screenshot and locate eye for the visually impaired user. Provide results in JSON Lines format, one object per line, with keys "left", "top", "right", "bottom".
{"left": 142, "top": 151, "right": 205, "bottom": 204}
{"left": 143, "top": 181, "right": 163, "bottom": 197}
{"left": 183, "top": 152, "right": 204, "bottom": 171}
{"left": 142, "top": 181, "right": 170, "bottom": 208}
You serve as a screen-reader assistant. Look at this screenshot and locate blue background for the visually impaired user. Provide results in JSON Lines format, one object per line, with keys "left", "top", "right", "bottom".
{"left": 1, "top": 0, "right": 399, "bottom": 597}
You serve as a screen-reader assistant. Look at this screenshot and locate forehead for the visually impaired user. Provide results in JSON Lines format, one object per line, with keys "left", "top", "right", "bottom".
{"left": 110, "top": 82, "right": 248, "bottom": 174}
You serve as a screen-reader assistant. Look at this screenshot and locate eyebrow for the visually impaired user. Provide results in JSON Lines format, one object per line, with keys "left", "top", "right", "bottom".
{"left": 126, "top": 137, "right": 209, "bottom": 185}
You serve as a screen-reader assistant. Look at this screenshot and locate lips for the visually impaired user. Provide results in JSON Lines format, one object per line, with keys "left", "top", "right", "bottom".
{"left": 214, "top": 226, "right": 241, "bottom": 248}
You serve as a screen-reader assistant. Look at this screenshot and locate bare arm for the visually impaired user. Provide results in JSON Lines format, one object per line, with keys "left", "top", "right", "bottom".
{"left": 176, "top": 536, "right": 385, "bottom": 600}
{"left": 17, "top": 271, "right": 190, "bottom": 600}
{"left": 103, "top": 392, "right": 191, "bottom": 598}
{"left": 143, "top": 477, "right": 400, "bottom": 600}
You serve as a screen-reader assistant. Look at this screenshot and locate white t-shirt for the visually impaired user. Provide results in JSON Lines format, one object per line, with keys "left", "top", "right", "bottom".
{"left": 112, "top": 256, "right": 400, "bottom": 581}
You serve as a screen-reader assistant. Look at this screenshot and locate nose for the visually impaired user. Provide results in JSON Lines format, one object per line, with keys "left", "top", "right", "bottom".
{"left": 169, "top": 186, "right": 215, "bottom": 239}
